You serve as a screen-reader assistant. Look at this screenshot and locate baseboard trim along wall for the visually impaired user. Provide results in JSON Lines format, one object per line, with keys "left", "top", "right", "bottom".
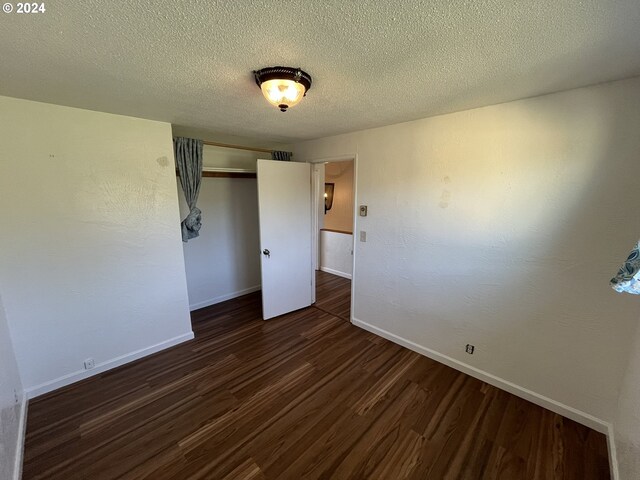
{"left": 351, "top": 317, "right": 610, "bottom": 433}
{"left": 189, "top": 285, "right": 261, "bottom": 311}
{"left": 13, "top": 394, "right": 28, "bottom": 480}
{"left": 319, "top": 267, "right": 352, "bottom": 280}
{"left": 25, "top": 332, "right": 195, "bottom": 399}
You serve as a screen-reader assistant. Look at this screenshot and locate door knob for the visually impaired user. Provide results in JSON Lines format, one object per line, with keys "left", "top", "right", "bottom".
{"left": 263, "top": 249, "right": 270, "bottom": 258}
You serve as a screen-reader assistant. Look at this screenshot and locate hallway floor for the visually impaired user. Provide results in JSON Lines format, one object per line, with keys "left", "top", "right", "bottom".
{"left": 315, "top": 270, "right": 351, "bottom": 321}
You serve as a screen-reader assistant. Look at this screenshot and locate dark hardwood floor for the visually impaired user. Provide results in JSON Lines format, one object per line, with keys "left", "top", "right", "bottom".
{"left": 23, "top": 275, "right": 609, "bottom": 479}
{"left": 315, "top": 270, "right": 351, "bottom": 321}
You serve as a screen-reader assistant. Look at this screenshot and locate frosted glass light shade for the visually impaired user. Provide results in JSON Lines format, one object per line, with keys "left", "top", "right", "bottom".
{"left": 253, "top": 67, "right": 312, "bottom": 112}
{"left": 260, "top": 79, "right": 306, "bottom": 111}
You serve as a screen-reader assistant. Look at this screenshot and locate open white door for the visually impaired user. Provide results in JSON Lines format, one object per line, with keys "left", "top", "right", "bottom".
{"left": 257, "top": 159, "right": 313, "bottom": 320}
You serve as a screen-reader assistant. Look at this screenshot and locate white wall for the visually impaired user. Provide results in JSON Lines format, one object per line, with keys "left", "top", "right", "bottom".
{"left": 0, "top": 292, "right": 24, "bottom": 480}
{"left": 320, "top": 231, "right": 353, "bottom": 279}
{"left": 174, "top": 141, "right": 264, "bottom": 311}
{"left": 324, "top": 161, "right": 354, "bottom": 232}
{"left": 292, "top": 77, "right": 640, "bottom": 427}
{"left": 0, "top": 96, "right": 193, "bottom": 397}
{"left": 615, "top": 318, "right": 640, "bottom": 480}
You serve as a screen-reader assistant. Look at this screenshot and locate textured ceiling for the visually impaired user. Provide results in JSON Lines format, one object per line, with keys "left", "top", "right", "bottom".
{"left": 1, "top": 1, "right": 640, "bottom": 143}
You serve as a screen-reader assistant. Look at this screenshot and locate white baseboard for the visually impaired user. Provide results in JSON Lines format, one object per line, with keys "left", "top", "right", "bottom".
{"left": 189, "top": 285, "right": 261, "bottom": 311}
{"left": 13, "top": 393, "right": 27, "bottom": 480}
{"left": 25, "top": 332, "right": 194, "bottom": 399}
{"left": 607, "top": 424, "right": 620, "bottom": 480}
{"left": 351, "top": 317, "right": 610, "bottom": 434}
{"left": 319, "top": 267, "right": 352, "bottom": 280}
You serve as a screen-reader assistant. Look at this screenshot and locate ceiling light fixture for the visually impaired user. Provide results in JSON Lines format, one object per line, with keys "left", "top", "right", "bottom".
{"left": 253, "top": 66, "right": 312, "bottom": 112}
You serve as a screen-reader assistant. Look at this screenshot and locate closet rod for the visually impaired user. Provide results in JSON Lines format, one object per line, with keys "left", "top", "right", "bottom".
{"left": 202, "top": 140, "right": 272, "bottom": 154}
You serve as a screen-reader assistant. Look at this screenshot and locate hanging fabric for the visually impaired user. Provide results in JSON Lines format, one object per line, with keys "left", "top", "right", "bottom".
{"left": 610, "top": 239, "right": 640, "bottom": 294}
{"left": 271, "top": 150, "right": 293, "bottom": 161}
{"left": 174, "top": 137, "right": 203, "bottom": 242}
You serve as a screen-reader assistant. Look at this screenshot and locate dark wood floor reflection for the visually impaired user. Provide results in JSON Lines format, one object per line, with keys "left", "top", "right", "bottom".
{"left": 23, "top": 282, "right": 609, "bottom": 479}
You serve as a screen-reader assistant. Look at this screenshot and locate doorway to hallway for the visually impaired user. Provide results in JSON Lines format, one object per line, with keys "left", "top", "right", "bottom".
{"left": 314, "top": 158, "right": 354, "bottom": 321}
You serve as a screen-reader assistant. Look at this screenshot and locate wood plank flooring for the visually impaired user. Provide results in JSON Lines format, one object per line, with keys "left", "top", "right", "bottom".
{"left": 23, "top": 274, "right": 609, "bottom": 479}
{"left": 315, "top": 270, "right": 351, "bottom": 320}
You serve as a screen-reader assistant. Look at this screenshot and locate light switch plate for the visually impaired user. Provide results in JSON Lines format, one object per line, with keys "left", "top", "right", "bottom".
{"left": 359, "top": 205, "right": 368, "bottom": 216}
{"left": 359, "top": 231, "right": 367, "bottom": 242}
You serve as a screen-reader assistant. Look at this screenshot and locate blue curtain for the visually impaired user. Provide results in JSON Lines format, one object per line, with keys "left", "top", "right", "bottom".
{"left": 611, "top": 240, "right": 640, "bottom": 294}
{"left": 271, "top": 151, "right": 293, "bottom": 161}
{"left": 174, "top": 137, "right": 203, "bottom": 242}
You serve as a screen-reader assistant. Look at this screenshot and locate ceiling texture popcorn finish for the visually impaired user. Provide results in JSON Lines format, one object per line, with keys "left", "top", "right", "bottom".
{"left": 1, "top": 1, "right": 639, "bottom": 143}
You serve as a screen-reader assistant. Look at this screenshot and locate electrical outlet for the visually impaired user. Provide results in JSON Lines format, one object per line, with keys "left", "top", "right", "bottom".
{"left": 465, "top": 344, "right": 475, "bottom": 354}
{"left": 84, "top": 358, "right": 95, "bottom": 370}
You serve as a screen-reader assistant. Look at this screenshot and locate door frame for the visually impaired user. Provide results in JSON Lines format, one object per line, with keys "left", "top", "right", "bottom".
{"left": 308, "top": 154, "right": 358, "bottom": 322}
{"left": 311, "top": 163, "right": 325, "bottom": 274}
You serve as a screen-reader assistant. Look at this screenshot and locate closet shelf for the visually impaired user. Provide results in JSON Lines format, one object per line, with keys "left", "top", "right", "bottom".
{"left": 176, "top": 167, "right": 257, "bottom": 179}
